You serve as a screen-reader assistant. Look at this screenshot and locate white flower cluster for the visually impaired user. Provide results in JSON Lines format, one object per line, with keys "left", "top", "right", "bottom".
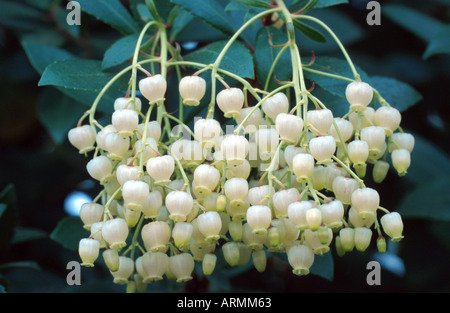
{"left": 69, "top": 72, "right": 409, "bottom": 290}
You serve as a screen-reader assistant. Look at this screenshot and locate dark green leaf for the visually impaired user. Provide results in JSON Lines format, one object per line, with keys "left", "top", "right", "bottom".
{"left": 397, "top": 176, "right": 450, "bottom": 222}
{"left": 403, "top": 134, "right": 450, "bottom": 185}
{"left": 316, "top": 0, "right": 347, "bottom": 8}
{"left": 254, "top": 27, "right": 292, "bottom": 91}
{"left": 39, "top": 59, "right": 129, "bottom": 91}
{"left": 171, "top": 0, "right": 235, "bottom": 35}
{"left": 50, "top": 216, "right": 89, "bottom": 251}
{"left": 53, "top": 7, "right": 80, "bottom": 37}
{"left": 237, "top": 0, "right": 271, "bottom": 9}
{"left": 145, "top": 0, "right": 160, "bottom": 21}
{"left": 21, "top": 41, "right": 77, "bottom": 75}
{"left": 169, "top": 9, "right": 195, "bottom": 40}
{"left": 136, "top": 3, "right": 153, "bottom": 22}
{"left": 289, "top": 0, "right": 319, "bottom": 14}
{"left": 153, "top": 0, "right": 176, "bottom": 21}
{"left": 11, "top": 227, "right": 47, "bottom": 245}
{"left": 0, "top": 261, "right": 42, "bottom": 272}
{"left": 77, "top": 0, "right": 140, "bottom": 34}
{"left": 37, "top": 88, "right": 86, "bottom": 144}
{"left": 293, "top": 19, "right": 327, "bottom": 43}
{"left": 0, "top": 184, "right": 18, "bottom": 252}
{"left": 370, "top": 76, "right": 422, "bottom": 112}
{"left": 184, "top": 40, "right": 254, "bottom": 79}
{"left": 310, "top": 251, "right": 334, "bottom": 281}
{"left": 175, "top": 13, "right": 227, "bottom": 43}
{"left": 383, "top": 4, "right": 444, "bottom": 42}
{"left": 303, "top": 56, "right": 370, "bottom": 98}
{"left": 102, "top": 34, "right": 153, "bottom": 70}
{"left": 423, "top": 25, "right": 450, "bottom": 59}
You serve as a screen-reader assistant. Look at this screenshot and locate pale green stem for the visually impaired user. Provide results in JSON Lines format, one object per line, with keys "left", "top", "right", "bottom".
{"left": 264, "top": 43, "right": 290, "bottom": 91}
{"left": 332, "top": 155, "right": 365, "bottom": 188}
{"left": 138, "top": 103, "right": 155, "bottom": 178}
{"left": 163, "top": 113, "right": 196, "bottom": 139}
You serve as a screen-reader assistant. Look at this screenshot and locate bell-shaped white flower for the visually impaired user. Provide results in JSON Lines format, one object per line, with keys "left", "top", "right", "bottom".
{"left": 391, "top": 148, "right": 411, "bottom": 176}
{"left": 116, "top": 164, "right": 140, "bottom": 186}
{"left": 197, "top": 211, "right": 222, "bottom": 241}
{"left": 86, "top": 155, "right": 113, "bottom": 185}
{"left": 284, "top": 145, "right": 303, "bottom": 170}
{"left": 111, "top": 109, "right": 139, "bottom": 137}
{"left": 193, "top": 164, "right": 220, "bottom": 196}
{"left": 272, "top": 188, "right": 300, "bottom": 218}
{"left": 141, "top": 220, "right": 171, "bottom": 252}
{"left": 224, "top": 177, "right": 249, "bottom": 207}
{"left": 351, "top": 187, "right": 380, "bottom": 219}
{"left": 139, "top": 74, "right": 167, "bottom": 104}
{"left": 221, "top": 135, "right": 249, "bottom": 167}
{"left": 345, "top": 81, "right": 373, "bottom": 112}
{"left": 226, "top": 159, "right": 251, "bottom": 180}
{"left": 389, "top": 132, "right": 415, "bottom": 153}
{"left": 104, "top": 132, "right": 130, "bottom": 160}
{"left": 286, "top": 243, "right": 314, "bottom": 276}
{"left": 147, "top": 155, "right": 175, "bottom": 184}
{"left": 172, "top": 222, "right": 194, "bottom": 250}
{"left": 354, "top": 227, "right": 372, "bottom": 252}
{"left": 309, "top": 135, "right": 336, "bottom": 164}
{"left": 136, "top": 121, "right": 161, "bottom": 141}
{"left": 374, "top": 106, "right": 401, "bottom": 136}
{"left": 306, "top": 109, "right": 333, "bottom": 136}
{"left": 141, "top": 252, "right": 169, "bottom": 283}
{"left": 169, "top": 253, "right": 195, "bottom": 282}
{"left": 141, "top": 190, "right": 163, "bottom": 219}
{"left": 179, "top": 75, "right": 206, "bottom": 106}
{"left": 287, "top": 201, "right": 313, "bottom": 230}
{"left": 110, "top": 256, "right": 134, "bottom": 284}
{"left": 114, "top": 96, "right": 142, "bottom": 112}
{"left": 165, "top": 190, "right": 194, "bottom": 222}
{"left": 246, "top": 205, "right": 272, "bottom": 235}
{"left": 328, "top": 118, "right": 354, "bottom": 146}
{"left": 68, "top": 125, "right": 96, "bottom": 154}
{"left": 360, "top": 126, "right": 386, "bottom": 155}
{"left": 339, "top": 227, "right": 355, "bottom": 252}
{"left": 275, "top": 113, "right": 304, "bottom": 144}
{"left": 95, "top": 124, "right": 116, "bottom": 150}
{"left": 101, "top": 218, "right": 129, "bottom": 250}
{"left": 320, "top": 200, "right": 344, "bottom": 229}
{"left": 255, "top": 127, "right": 279, "bottom": 161}
{"left": 79, "top": 238, "right": 100, "bottom": 267}
{"left": 122, "top": 180, "right": 149, "bottom": 211}
{"left": 261, "top": 92, "right": 289, "bottom": 120}
{"left": 332, "top": 176, "right": 360, "bottom": 205}
{"left": 349, "top": 107, "right": 375, "bottom": 129}
{"left": 373, "top": 160, "right": 390, "bottom": 183}
{"left": 304, "top": 228, "right": 333, "bottom": 255}
{"left": 194, "top": 118, "right": 222, "bottom": 147}
{"left": 248, "top": 185, "right": 274, "bottom": 206}
{"left": 80, "top": 202, "right": 104, "bottom": 230}
{"left": 235, "top": 107, "right": 262, "bottom": 133}
{"left": 380, "top": 212, "right": 404, "bottom": 242}
{"left": 216, "top": 87, "right": 244, "bottom": 118}
{"left": 292, "top": 153, "right": 315, "bottom": 182}
{"left": 348, "top": 140, "right": 369, "bottom": 166}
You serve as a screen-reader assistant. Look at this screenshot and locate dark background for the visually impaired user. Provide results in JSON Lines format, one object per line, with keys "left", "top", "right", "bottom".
{"left": 0, "top": 0, "right": 449, "bottom": 293}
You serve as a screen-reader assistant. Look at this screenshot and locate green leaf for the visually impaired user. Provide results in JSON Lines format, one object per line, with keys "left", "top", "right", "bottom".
{"left": 145, "top": 0, "right": 160, "bottom": 21}
{"left": 169, "top": 9, "right": 194, "bottom": 40}
{"left": 37, "top": 88, "right": 86, "bottom": 144}
{"left": 423, "top": 25, "right": 450, "bottom": 59}
{"left": 0, "top": 261, "right": 42, "bottom": 272}
{"left": 397, "top": 176, "right": 450, "bottom": 222}
{"left": 50, "top": 216, "right": 89, "bottom": 251}
{"left": 102, "top": 34, "right": 152, "bottom": 70}
{"left": 289, "top": 0, "right": 319, "bottom": 14}
{"left": 310, "top": 251, "right": 334, "bottom": 281}
{"left": 184, "top": 40, "right": 254, "bottom": 79}
{"left": 136, "top": 3, "right": 153, "bottom": 22}
{"left": 370, "top": 76, "right": 422, "bottom": 112}
{"left": 383, "top": 4, "right": 444, "bottom": 43}
{"left": 303, "top": 56, "right": 370, "bottom": 98}
{"left": 171, "top": 0, "right": 235, "bottom": 35}
{"left": 254, "top": 27, "right": 292, "bottom": 91}
{"left": 403, "top": 135, "right": 450, "bottom": 185}
{"left": 21, "top": 41, "right": 77, "bottom": 75}
{"left": 0, "top": 184, "right": 18, "bottom": 252}
{"left": 237, "top": 0, "right": 271, "bottom": 9}
{"left": 53, "top": 7, "right": 80, "bottom": 38}
{"left": 11, "top": 227, "right": 47, "bottom": 245}
{"left": 38, "top": 59, "right": 129, "bottom": 91}
{"left": 316, "top": 0, "right": 348, "bottom": 8}
{"left": 293, "top": 19, "right": 327, "bottom": 43}
{"left": 77, "top": 0, "right": 140, "bottom": 35}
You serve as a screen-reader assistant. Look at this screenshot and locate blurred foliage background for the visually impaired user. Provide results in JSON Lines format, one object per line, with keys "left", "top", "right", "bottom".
{"left": 0, "top": 0, "right": 449, "bottom": 293}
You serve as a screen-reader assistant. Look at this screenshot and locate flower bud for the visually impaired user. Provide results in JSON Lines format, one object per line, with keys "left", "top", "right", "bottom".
{"left": 321, "top": 200, "right": 344, "bottom": 229}
{"left": 348, "top": 206, "right": 375, "bottom": 228}
{"left": 235, "top": 107, "right": 262, "bottom": 133}
{"left": 101, "top": 218, "right": 129, "bottom": 250}
{"left": 228, "top": 221, "right": 243, "bottom": 241}
{"left": 339, "top": 228, "right": 355, "bottom": 252}
{"left": 391, "top": 148, "right": 410, "bottom": 176}
{"left": 147, "top": 155, "right": 175, "bottom": 184}
{"left": 292, "top": 153, "right": 315, "bottom": 182}
{"left": 80, "top": 203, "right": 104, "bottom": 230}
{"left": 372, "top": 160, "right": 389, "bottom": 184}
{"left": 141, "top": 221, "right": 171, "bottom": 252}
{"left": 354, "top": 227, "right": 372, "bottom": 252}
{"left": 103, "top": 248, "right": 120, "bottom": 272}
{"left": 216, "top": 87, "right": 244, "bottom": 118}
{"left": 222, "top": 242, "right": 240, "bottom": 267}
{"left": 172, "top": 222, "right": 194, "bottom": 250}
{"left": 306, "top": 208, "right": 322, "bottom": 231}
{"left": 110, "top": 256, "right": 134, "bottom": 284}
{"left": 194, "top": 118, "right": 222, "bottom": 147}
{"left": 165, "top": 190, "right": 194, "bottom": 222}
{"left": 139, "top": 74, "right": 167, "bottom": 104}
{"left": 377, "top": 236, "right": 387, "bottom": 253}
{"left": 141, "top": 251, "right": 169, "bottom": 283}
{"left": 79, "top": 238, "right": 100, "bottom": 267}
{"left": 310, "top": 165, "right": 326, "bottom": 190}
{"left": 242, "top": 223, "right": 266, "bottom": 250}
{"left": 307, "top": 109, "right": 334, "bottom": 136}
{"left": 86, "top": 155, "right": 114, "bottom": 185}
{"left": 345, "top": 81, "right": 373, "bottom": 112}
{"left": 197, "top": 211, "right": 222, "bottom": 241}
{"left": 179, "top": 75, "right": 206, "bottom": 106}
{"left": 276, "top": 113, "right": 304, "bottom": 143}
{"left": 261, "top": 92, "right": 289, "bottom": 119}
{"left": 328, "top": 118, "right": 354, "bottom": 146}
{"left": 68, "top": 125, "right": 96, "bottom": 154}
{"left": 193, "top": 164, "right": 220, "bottom": 196}
{"left": 286, "top": 244, "right": 314, "bottom": 276}
{"left": 332, "top": 176, "right": 360, "bottom": 205}
{"left": 380, "top": 212, "right": 404, "bottom": 242}
{"left": 112, "top": 109, "right": 139, "bottom": 137}
{"left": 246, "top": 205, "right": 272, "bottom": 235}
{"left": 123, "top": 206, "right": 141, "bottom": 227}
{"left": 170, "top": 253, "right": 195, "bottom": 283}
{"left": 221, "top": 135, "right": 249, "bottom": 167}
{"left": 122, "top": 180, "right": 149, "bottom": 211}
{"left": 309, "top": 135, "right": 336, "bottom": 164}
{"left": 318, "top": 226, "right": 330, "bottom": 245}
{"left": 351, "top": 187, "right": 380, "bottom": 220}
{"left": 335, "top": 236, "right": 346, "bottom": 257}
{"left": 216, "top": 194, "right": 227, "bottom": 212}
{"left": 361, "top": 126, "right": 386, "bottom": 155}
{"left": 252, "top": 250, "right": 267, "bottom": 272}
{"left": 374, "top": 106, "right": 401, "bottom": 136}
{"left": 273, "top": 188, "right": 300, "bottom": 218}
{"left": 237, "top": 242, "right": 252, "bottom": 266}
{"left": 114, "top": 97, "right": 142, "bottom": 112}
{"left": 202, "top": 253, "right": 217, "bottom": 276}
